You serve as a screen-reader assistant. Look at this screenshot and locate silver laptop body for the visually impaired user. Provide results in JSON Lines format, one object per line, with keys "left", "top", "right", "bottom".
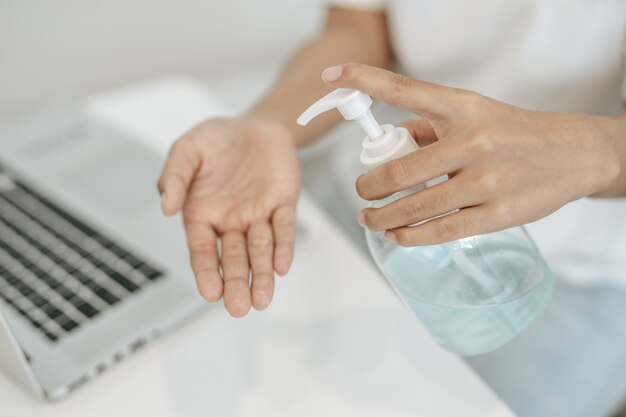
{"left": 0, "top": 105, "right": 206, "bottom": 400}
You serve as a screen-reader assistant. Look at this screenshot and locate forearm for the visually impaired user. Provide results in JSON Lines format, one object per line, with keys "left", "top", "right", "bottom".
{"left": 250, "top": 8, "right": 391, "bottom": 147}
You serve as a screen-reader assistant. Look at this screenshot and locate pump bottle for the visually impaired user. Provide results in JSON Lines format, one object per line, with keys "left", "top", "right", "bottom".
{"left": 298, "top": 89, "right": 553, "bottom": 355}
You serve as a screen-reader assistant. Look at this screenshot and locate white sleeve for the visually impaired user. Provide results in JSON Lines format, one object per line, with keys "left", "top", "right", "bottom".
{"left": 323, "top": 0, "right": 386, "bottom": 11}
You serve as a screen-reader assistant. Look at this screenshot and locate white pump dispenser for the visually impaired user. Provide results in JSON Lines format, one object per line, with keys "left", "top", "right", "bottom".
{"left": 297, "top": 88, "right": 420, "bottom": 171}
{"left": 298, "top": 88, "right": 554, "bottom": 356}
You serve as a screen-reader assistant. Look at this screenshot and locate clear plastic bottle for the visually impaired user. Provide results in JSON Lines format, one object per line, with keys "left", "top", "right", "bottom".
{"left": 298, "top": 89, "right": 553, "bottom": 355}
{"left": 367, "top": 191, "right": 552, "bottom": 355}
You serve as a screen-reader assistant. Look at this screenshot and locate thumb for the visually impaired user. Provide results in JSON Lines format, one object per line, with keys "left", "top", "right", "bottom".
{"left": 321, "top": 63, "right": 457, "bottom": 119}
{"left": 157, "top": 140, "right": 201, "bottom": 216}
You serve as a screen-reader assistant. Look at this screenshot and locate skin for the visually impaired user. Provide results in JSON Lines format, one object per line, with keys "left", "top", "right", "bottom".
{"left": 158, "top": 8, "right": 626, "bottom": 317}
{"left": 157, "top": 9, "right": 390, "bottom": 317}
{"left": 321, "top": 64, "right": 626, "bottom": 247}
{"left": 158, "top": 117, "right": 300, "bottom": 316}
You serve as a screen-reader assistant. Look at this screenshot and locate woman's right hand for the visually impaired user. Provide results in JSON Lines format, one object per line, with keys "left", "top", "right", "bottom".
{"left": 157, "top": 116, "right": 301, "bottom": 317}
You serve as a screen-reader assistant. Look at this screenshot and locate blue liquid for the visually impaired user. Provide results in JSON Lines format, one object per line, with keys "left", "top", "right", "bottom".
{"left": 371, "top": 230, "right": 553, "bottom": 355}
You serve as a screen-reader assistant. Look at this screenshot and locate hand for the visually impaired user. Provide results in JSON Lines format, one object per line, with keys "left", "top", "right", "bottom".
{"left": 157, "top": 116, "right": 301, "bottom": 317}
{"left": 321, "top": 63, "right": 622, "bottom": 246}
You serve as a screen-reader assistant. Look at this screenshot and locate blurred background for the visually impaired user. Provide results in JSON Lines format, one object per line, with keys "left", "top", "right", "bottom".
{"left": 0, "top": 0, "right": 324, "bottom": 116}
{"left": 2, "top": 2, "right": 626, "bottom": 417}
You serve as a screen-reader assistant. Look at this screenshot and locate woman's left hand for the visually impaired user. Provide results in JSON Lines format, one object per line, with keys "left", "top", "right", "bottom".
{"left": 321, "top": 63, "right": 625, "bottom": 246}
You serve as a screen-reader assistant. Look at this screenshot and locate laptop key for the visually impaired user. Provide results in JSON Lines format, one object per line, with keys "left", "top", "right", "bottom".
{"left": 60, "top": 319, "right": 79, "bottom": 333}
{"left": 138, "top": 264, "right": 162, "bottom": 281}
{"left": 123, "top": 253, "right": 145, "bottom": 268}
{"left": 44, "top": 332, "right": 58, "bottom": 342}
{"left": 0, "top": 173, "right": 164, "bottom": 344}
{"left": 94, "top": 288, "right": 119, "bottom": 305}
{"left": 76, "top": 302, "right": 99, "bottom": 318}
{"left": 42, "top": 304, "right": 64, "bottom": 320}
{"left": 100, "top": 265, "right": 138, "bottom": 292}
{"left": 55, "top": 315, "right": 79, "bottom": 332}
{"left": 108, "top": 243, "right": 128, "bottom": 258}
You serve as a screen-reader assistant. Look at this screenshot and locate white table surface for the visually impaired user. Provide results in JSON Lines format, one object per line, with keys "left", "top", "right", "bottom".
{"left": 0, "top": 75, "right": 515, "bottom": 417}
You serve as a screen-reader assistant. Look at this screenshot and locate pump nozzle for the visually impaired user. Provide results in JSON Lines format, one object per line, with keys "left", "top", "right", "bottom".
{"left": 297, "top": 88, "right": 384, "bottom": 140}
{"left": 298, "top": 88, "right": 420, "bottom": 171}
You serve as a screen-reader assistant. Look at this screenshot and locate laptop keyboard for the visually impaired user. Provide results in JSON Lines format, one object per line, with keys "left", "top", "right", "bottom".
{"left": 0, "top": 170, "right": 164, "bottom": 343}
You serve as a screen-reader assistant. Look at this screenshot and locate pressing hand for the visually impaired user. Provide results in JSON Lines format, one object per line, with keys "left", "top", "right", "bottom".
{"left": 322, "top": 63, "right": 624, "bottom": 246}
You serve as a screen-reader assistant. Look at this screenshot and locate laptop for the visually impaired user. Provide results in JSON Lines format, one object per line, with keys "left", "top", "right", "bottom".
{"left": 0, "top": 99, "right": 209, "bottom": 400}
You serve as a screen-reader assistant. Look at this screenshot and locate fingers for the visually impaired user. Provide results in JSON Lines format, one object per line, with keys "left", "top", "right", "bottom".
{"left": 321, "top": 63, "right": 459, "bottom": 118}
{"left": 356, "top": 140, "right": 468, "bottom": 201}
{"left": 386, "top": 206, "right": 489, "bottom": 246}
{"left": 399, "top": 119, "right": 438, "bottom": 147}
{"left": 360, "top": 178, "right": 484, "bottom": 231}
{"left": 247, "top": 222, "right": 275, "bottom": 311}
{"left": 221, "top": 231, "right": 252, "bottom": 317}
{"left": 220, "top": 207, "right": 296, "bottom": 316}
{"left": 272, "top": 205, "right": 296, "bottom": 276}
{"left": 157, "top": 140, "right": 201, "bottom": 216}
{"left": 187, "top": 207, "right": 296, "bottom": 316}
{"left": 184, "top": 220, "right": 223, "bottom": 302}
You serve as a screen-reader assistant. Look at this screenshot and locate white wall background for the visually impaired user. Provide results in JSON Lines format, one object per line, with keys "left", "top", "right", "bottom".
{"left": 0, "top": 0, "right": 325, "bottom": 116}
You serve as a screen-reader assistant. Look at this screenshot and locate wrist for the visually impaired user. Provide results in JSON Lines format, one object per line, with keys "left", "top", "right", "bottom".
{"left": 247, "top": 104, "right": 309, "bottom": 148}
{"left": 586, "top": 113, "right": 625, "bottom": 197}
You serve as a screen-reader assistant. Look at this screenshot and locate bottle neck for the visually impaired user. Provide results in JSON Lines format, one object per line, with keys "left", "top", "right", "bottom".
{"left": 360, "top": 124, "right": 417, "bottom": 172}
{"left": 354, "top": 111, "right": 384, "bottom": 140}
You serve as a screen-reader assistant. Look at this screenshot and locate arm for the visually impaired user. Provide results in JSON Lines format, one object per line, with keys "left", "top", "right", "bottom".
{"left": 250, "top": 7, "right": 392, "bottom": 147}
{"left": 157, "top": 9, "right": 392, "bottom": 317}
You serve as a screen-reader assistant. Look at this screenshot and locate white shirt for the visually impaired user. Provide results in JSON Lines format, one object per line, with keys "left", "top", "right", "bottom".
{"left": 330, "top": 0, "right": 626, "bottom": 114}
{"left": 326, "top": 0, "right": 626, "bottom": 288}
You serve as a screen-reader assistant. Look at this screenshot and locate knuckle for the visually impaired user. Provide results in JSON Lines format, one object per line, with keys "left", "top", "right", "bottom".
{"left": 275, "top": 233, "right": 295, "bottom": 246}
{"left": 461, "top": 212, "right": 479, "bottom": 233}
{"left": 449, "top": 89, "right": 490, "bottom": 116}
{"left": 341, "top": 63, "right": 361, "bottom": 82}
{"left": 224, "top": 243, "right": 247, "bottom": 258}
{"left": 461, "top": 89, "right": 483, "bottom": 104}
{"left": 454, "top": 89, "right": 486, "bottom": 110}
{"left": 467, "top": 131, "right": 496, "bottom": 155}
{"left": 433, "top": 219, "right": 458, "bottom": 241}
{"left": 391, "top": 73, "right": 415, "bottom": 91}
{"left": 249, "top": 235, "right": 273, "bottom": 249}
{"left": 490, "top": 201, "right": 513, "bottom": 225}
{"left": 189, "top": 241, "right": 215, "bottom": 255}
{"left": 478, "top": 172, "right": 500, "bottom": 192}
{"left": 384, "top": 159, "right": 409, "bottom": 188}
{"left": 404, "top": 196, "right": 426, "bottom": 220}
{"left": 273, "top": 215, "right": 293, "bottom": 229}
{"left": 395, "top": 228, "right": 416, "bottom": 247}
{"left": 428, "top": 189, "right": 448, "bottom": 211}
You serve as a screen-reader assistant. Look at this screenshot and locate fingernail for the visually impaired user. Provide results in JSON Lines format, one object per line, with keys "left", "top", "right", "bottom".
{"left": 385, "top": 231, "right": 397, "bottom": 243}
{"left": 357, "top": 211, "right": 366, "bottom": 227}
{"left": 322, "top": 66, "right": 343, "bottom": 83}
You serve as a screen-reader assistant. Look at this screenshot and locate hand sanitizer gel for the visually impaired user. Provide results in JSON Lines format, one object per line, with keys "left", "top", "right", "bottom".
{"left": 298, "top": 89, "right": 553, "bottom": 355}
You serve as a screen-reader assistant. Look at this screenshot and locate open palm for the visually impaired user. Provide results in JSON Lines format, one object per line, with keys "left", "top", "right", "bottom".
{"left": 158, "top": 117, "right": 300, "bottom": 317}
